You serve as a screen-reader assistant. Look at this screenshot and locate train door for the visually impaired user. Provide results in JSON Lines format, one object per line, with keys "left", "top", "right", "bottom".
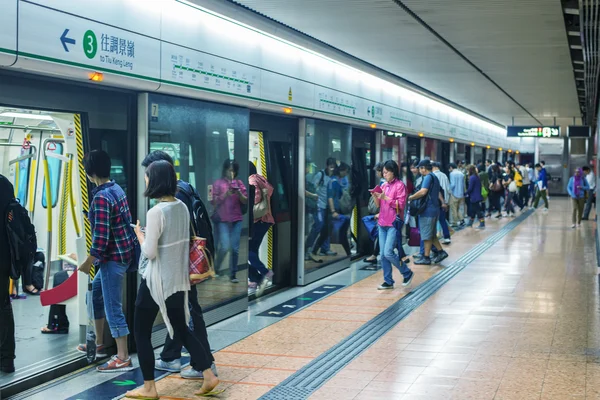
{"left": 441, "top": 142, "right": 451, "bottom": 173}
{"left": 407, "top": 136, "right": 420, "bottom": 163}
{"left": 247, "top": 113, "right": 297, "bottom": 296}
{"left": 351, "top": 128, "right": 375, "bottom": 259}
{"left": 0, "top": 107, "right": 89, "bottom": 380}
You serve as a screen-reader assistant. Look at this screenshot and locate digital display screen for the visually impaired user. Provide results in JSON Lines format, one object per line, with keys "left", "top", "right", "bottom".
{"left": 506, "top": 126, "right": 560, "bottom": 138}
{"left": 567, "top": 126, "right": 590, "bottom": 137}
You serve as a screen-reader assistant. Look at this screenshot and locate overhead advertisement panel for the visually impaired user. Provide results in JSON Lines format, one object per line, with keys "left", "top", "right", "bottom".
{"left": 17, "top": 1, "right": 160, "bottom": 85}
{"left": 0, "top": 0, "right": 17, "bottom": 66}
{"left": 506, "top": 126, "right": 560, "bottom": 138}
{"left": 567, "top": 126, "right": 590, "bottom": 137}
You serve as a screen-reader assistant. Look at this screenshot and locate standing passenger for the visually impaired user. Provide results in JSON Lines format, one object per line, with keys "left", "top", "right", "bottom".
{"left": 127, "top": 160, "right": 219, "bottom": 399}
{"left": 305, "top": 158, "right": 337, "bottom": 261}
{"left": 448, "top": 163, "right": 465, "bottom": 227}
{"left": 567, "top": 168, "right": 589, "bottom": 228}
{"left": 77, "top": 150, "right": 134, "bottom": 372}
{"left": 248, "top": 162, "right": 275, "bottom": 293}
{"left": 212, "top": 160, "right": 247, "bottom": 283}
{"left": 372, "top": 160, "right": 414, "bottom": 290}
{"left": 531, "top": 163, "right": 549, "bottom": 211}
{"left": 0, "top": 175, "right": 16, "bottom": 373}
{"left": 582, "top": 166, "right": 596, "bottom": 220}
{"left": 141, "top": 151, "right": 217, "bottom": 380}
{"left": 466, "top": 165, "right": 485, "bottom": 229}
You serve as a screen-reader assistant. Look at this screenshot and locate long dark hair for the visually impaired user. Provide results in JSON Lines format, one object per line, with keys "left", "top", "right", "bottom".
{"left": 144, "top": 160, "right": 177, "bottom": 199}
{"left": 383, "top": 160, "right": 400, "bottom": 179}
{"left": 222, "top": 159, "right": 240, "bottom": 179}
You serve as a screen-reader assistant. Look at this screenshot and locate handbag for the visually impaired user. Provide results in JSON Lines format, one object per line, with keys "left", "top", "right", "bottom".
{"left": 490, "top": 179, "right": 502, "bottom": 192}
{"left": 361, "top": 215, "right": 379, "bottom": 242}
{"left": 408, "top": 227, "right": 421, "bottom": 247}
{"left": 481, "top": 185, "right": 489, "bottom": 200}
{"left": 508, "top": 181, "right": 518, "bottom": 193}
{"left": 368, "top": 195, "right": 379, "bottom": 215}
{"left": 253, "top": 188, "right": 269, "bottom": 219}
{"left": 189, "top": 236, "right": 215, "bottom": 285}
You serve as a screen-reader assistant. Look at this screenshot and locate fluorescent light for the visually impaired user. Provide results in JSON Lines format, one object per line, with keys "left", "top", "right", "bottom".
{"left": 574, "top": 60, "right": 584, "bottom": 64}
{"left": 570, "top": 45, "right": 582, "bottom": 50}
{"left": 0, "top": 112, "right": 53, "bottom": 121}
{"left": 569, "top": 31, "right": 580, "bottom": 36}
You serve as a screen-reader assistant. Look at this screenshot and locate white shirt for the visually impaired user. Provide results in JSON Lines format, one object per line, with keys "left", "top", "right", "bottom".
{"left": 433, "top": 169, "right": 450, "bottom": 203}
{"left": 141, "top": 200, "right": 191, "bottom": 338}
{"left": 586, "top": 171, "right": 596, "bottom": 190}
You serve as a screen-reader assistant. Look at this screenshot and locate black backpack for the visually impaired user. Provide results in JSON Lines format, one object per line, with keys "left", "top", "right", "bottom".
{"left": 177, "top": 182, "right": 215, "bottom": 263}
{"left": 5, "top": 198, "right": 37, "bottom": 280}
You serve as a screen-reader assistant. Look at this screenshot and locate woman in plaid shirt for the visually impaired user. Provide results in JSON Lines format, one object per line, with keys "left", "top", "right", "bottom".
{"left": 77, "top": 150, "right": 135, "bottom": 373}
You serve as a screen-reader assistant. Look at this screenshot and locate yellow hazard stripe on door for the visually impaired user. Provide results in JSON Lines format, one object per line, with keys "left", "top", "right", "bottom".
{"left": 74, "top": 114, "right": 94, "bottom": 279}
{"left": 352, "top": 206, "right": 358, "bottom": 237}
{"left": 58, "top": 159, "right": 69, "bottom": 255}
{"left": 257, "top": 132, "right": 273, "bottom": 271}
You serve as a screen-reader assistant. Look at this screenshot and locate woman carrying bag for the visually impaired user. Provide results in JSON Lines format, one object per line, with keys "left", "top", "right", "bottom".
{"left": 567, "top": 167, "right": 589, "bottom": 228}
{"left": 128, "top": 161, "right": 220, "bottom": 399}
{"left": 363, "top": 163, "right": 385, "bottom": 264}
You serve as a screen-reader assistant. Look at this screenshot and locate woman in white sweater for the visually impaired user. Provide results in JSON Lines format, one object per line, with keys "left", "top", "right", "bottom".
{"left": 126, "top": 160, "right": 219, "bottom": 399}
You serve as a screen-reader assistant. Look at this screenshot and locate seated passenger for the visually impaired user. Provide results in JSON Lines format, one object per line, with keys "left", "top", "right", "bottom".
{"left": 41, "top": 254, "right": 77, "bottom": 334}
{"left": 77, "top": 150, "right": 135, "bottom": 372}
{"left": 128, "top": 160, "right": 219, "bottom": 399}
{"left": 0, "top": 174, "right": 16, "bottom": 373}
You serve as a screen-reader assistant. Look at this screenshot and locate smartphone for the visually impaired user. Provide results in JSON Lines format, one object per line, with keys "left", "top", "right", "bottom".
{"left": 369, "top": 185, "right": 383, "bottom": 194}
{"left": 131, "top": 224, "right": 145, "bottom": 232}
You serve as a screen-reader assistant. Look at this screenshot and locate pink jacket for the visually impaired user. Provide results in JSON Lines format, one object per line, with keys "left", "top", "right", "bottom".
{"left": 249, "top": 174, "right": 274, "bottom": 224}
{"left": 378, "top": 179, "right": 407, "bottom": 227}
{"left": 212, "top": 178, "right": 247, "bottom": 223}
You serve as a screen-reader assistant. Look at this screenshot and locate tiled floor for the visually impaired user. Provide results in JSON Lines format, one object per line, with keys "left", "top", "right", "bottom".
{"left": 133, "top": 204, "right": 552, "bottom": 399}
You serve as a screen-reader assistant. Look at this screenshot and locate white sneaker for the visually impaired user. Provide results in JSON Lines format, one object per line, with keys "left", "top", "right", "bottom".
{"left": 181, "top": 363, "right": 219, "bottom": 379}
{"left": 571, "top": 225, "right": 576, "bottom": 229}
{"left": 441, "top": 238, "right": 451, "bottom": 245}
{"left": 155, "top": 359, "right": 181, "bottom": 372}
{"left": 543, "top": 208, "right": 548, "bottom": 212}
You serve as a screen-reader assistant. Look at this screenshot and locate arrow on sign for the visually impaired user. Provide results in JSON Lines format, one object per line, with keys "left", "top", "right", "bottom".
{"left": 113, "top": 380, "right": 136, "bottom": 386}
{"left": 268, "top": 311, "right": 283, "bottom": 315}
{"left": 313, "top": 291, "right": 326, "bottom": 294}
{"left": 323, "top": 286, "right": 337, "bottom": 289}
{"left": 60, "top": 29, "right": 76, "bottom": 52}
{"left": 298, "top": 297, "right": 312, "bottom": 301}
{"left": 282, "top": 305, "right": 296, "bottom": 308}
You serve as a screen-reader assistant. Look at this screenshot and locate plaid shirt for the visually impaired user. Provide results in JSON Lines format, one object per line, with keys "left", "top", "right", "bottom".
{"left": 88, "top": 181, "right": 134, "bottom": 265}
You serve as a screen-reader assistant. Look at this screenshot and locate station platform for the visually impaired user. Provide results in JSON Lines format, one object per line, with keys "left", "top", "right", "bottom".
{"left": 8, "top": 198, "right": 598, "bottom": 400}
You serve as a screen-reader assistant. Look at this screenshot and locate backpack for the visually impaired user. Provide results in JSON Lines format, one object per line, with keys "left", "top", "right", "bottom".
{"left": 408, "top": 174, "right": 438, "bottom": 217}
{"left": 177, "top": 182, "right": 215, "bottom": 263}
{"left": 339, "top": 185, "right": 354, "bottom": 215}
{"left": 514, "top": 170, "right": 523, "bottom": 188}
{"left": 5, "top": 198, "right": 37, "bottom": 280}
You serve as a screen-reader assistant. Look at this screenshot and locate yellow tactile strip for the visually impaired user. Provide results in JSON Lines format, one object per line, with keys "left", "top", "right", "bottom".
{"left": 125, "top": 215, "right": 517, "bottom": 399}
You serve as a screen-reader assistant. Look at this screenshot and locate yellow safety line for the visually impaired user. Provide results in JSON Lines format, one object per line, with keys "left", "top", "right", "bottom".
{"left": 58, "top": 158, "right": 69, "bottom": 255}
{"left": 257, "top": 131, "right": 273, "bottom": 271}
{"left": 68, "top": 157, "right": 81, "bottom": 237}
{"left": 74, "top": 114, "right": 94, "bottom": 279}
{"left": 14, "top": 161, "right": 19, "bottom": 198}
{"left": 28, "top": 159, "right": 37, "bottom": 212}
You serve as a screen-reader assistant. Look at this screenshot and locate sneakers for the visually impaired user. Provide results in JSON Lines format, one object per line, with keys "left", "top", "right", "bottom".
{"left": 265, "top": 270, "right": 274, "bottom": 281}
{"left": 402, "top": 271, "right": 414, "bottom": 287}
{"left": 181, "top": 363, "right": 219, "bottom": 379}
{"left": 543, "top": 208, "right": 548, "bottom": 212}
{"left": 318, "top": 250, "right": 337, "bottom": 256}
{"left": 76, "top": 343, "right": 107, "bottom": 358}
{"left": 377, "top": 282, "right": 394, "bottom": 290}
{"left": 414, "top": 257, "right": 431, "bottom": 265}
{"left": 230, "top": 278, "right": 239, "bottom": 283}
{"left": 0, "top": 360, "right": 15, "bottom": 373}
{"left": 97, "top": 355, "right": 134, "bottom": 373}
{"left": 441, "top": 238, "right": 451, "bottom": 245}
{"left": 155, "top": 359, "right": 181, "bottom": 373}
{"left": 433, "top": 250, "right": 449, "bottom": 264}
{"left": 248, "top": 282, "right": 258, "bottom": 289}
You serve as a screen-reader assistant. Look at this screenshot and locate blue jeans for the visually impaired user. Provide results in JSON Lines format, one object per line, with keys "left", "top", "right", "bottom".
{"left": 305, "top": 208, "right": 329, "bottom": 253}
{"left": 249, "top": 221, "right": 272, "bottom": 283}
{"left": 91, "top": 261, "right": 129, "bottom": 338}
{"left": 217, "top": 221, "right": 243, "bottom": 279}
{"left": 379, "top": 225, "right": 412, "bottom": 285}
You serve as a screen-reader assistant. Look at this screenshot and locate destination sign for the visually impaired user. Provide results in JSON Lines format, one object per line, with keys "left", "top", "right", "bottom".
{"left": 506, "top": 126, "right": 560, "bottom": 138}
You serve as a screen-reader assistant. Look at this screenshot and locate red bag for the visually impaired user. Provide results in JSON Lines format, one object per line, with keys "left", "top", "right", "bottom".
{"left": 189, "top": 237, "right": 215, "bottom": 285}
{"left": 408, "top": 227, "right": 421, "bottom": 247}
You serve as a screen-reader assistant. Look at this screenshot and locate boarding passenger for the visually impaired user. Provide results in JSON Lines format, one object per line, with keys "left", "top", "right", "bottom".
{"left": 410, "top": 160, "right": 449, "bottom": 265}
{"left": 77, "top": 150, "right": 134, "bottom": 372}
{"left": 0, "top": 175, "right": 16, "bottom": 373}
{"left": 128, "top": 160, "right": 219, "bottom": 399}
{"left": 466, "top": 165, "right": 485, "bottom": 229}
{"left": 212, "top": 160, "right": 248, "bottom": 283}
{"left": 364, "top": 163, "right": 385, "bottom": 264}
{"left": 305, "top": 158, "right": 337, "bottom": 261}
{"left": 509, "top": 162, "right": 525, "bottom": 210}
{"left": 372, "top": 160, "right": 414, "bottom": 290}
{"left": 487, "top": 164, "right": 503, "bottom": 218}
{"left": 248, "top": 162, "right": 275, "bottom": 294}
{"left": 321, "top": 162, "right": 352, "bottom": 256}
{"left": 582, "top": 166, "right": 596, "bottom": 220}
{"left": 433, "top": 162, "right": 452, "bottom": 245}
{"left": 448, "top": 163, "right": 465, "bottom": 227}
{"left": 567, "top": 168, "right": 589, "bottom": 228}
{"left": 141, "top": 151, "right": 218, "bottom": 380}
{"left": 502, "top": 164, "right": 517, "bottom": 217}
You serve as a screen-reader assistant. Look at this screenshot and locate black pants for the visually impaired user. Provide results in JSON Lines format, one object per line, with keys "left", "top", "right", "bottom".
{"left": 47, "top": 271, "right": 70, "bottom": 331}
{"left": 135, "top": 280, "right": 212, "bottom": 381}
{"left": 519, "top": 184, "right": 530, "bottom": 207}
{"left": 160, "top": 284, "right": 214, "bottom": 370}
{"left": 0, "top": 264, "right": 15, "bottom": 369}
{"left": 488, "top": 191, "right": 502, "bottom": 214}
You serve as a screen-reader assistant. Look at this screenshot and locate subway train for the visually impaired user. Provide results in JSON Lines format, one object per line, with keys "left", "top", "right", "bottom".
{"left": 1, "top": 0, "right": 581, "bottom": 397}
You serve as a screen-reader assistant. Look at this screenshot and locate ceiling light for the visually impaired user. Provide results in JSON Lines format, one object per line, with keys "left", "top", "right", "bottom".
{"left": 569, "top": 31, "right": 580, "bottom": 36}
{"left": 0, "top": 112, "right": 53, "bottom": 121}
{"left": 498, "top": 148, "right": 503, "bottom": 151}
{"left": 570, "top": 45, "right": 583, "bottom": 50}
{"left": 564, "top": 8, "right": 579, "bottom": 15}
{"left": 471, "top": 142, "right": 475, "bottom": 147}
{"left": 574, "top": 69, "right": 584, "bottom": 72}
{"left": 516, "top": 151, "right": 520, "bottom": 154}
{"left": 418, "top": 132, "right": 424, "bottom": 137}
{"left": 574, "top": 60, "right": 584, "bottom": 64}
{"left": 486, "top": 145, "right": 491, "bottom": 149}
{"left": 449, "top": 138, "right": 454, "bottom": 143}
{"left": 508, "top": 149, "right": 513, "bottom": 153}
{"left": 88, "top": 72, "right": 104, "bottom": 82}
{"left": 369, "top": 123, "right": 377, "bottom": 129}
{"left": 282, "top": 107, "right": 293, "bottom": 114}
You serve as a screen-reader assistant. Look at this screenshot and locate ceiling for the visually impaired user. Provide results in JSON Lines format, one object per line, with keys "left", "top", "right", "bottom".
{"left": 228, "top": 0, "right": 582, "bottom": 128}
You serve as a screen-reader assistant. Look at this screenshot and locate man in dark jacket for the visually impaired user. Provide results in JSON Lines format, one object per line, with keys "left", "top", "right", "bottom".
{"left": 0, "top": 174, "right": 16, "bottom": 373}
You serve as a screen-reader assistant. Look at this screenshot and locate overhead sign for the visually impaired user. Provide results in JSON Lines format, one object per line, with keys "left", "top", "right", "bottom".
{"left": 567, "top": 126, "right": 590, "bottom": 137}
{"left": 386, "top": 131, "right": 404, "bottom": 137}
{"left": 506, "top": 126, "right": 560, "bottom": 138}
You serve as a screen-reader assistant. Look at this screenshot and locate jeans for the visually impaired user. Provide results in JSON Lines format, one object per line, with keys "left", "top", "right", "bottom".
{"left": 0, "top": 265, "right": 15, "bottom": 368}
{"left": 449, "top": 195, "right": 465, "bottom": 224}
{"left": 504, "top": 191, "right": 516, "bottom": 215}
{"left": 248, "top": 221, "right": 272, "bottom": 284}
{"left": 91, "top": 261, "right": 129, "bottom": 338}
{"left": 572, "top": 197, "right": 585, "bottom": 224}
{"left": 135, "top": 280, "right": 212, "bottom": 381}
{"left": 160, "top": 284, "right": 214, "bottom": 370}
{"left": 378, "top": 225, "right": 412, "bottom": 285}
{"left": 305, "top": 209, "right": 330, "bottom": 253}
{"left": 216, "top": 221, "right": 242, "bottom": 279}
{"left": 583, "top": 189, "right": 595, "bottom": 219}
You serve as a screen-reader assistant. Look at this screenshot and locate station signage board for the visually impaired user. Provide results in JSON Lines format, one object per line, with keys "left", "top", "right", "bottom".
{"left": 567, "top": 126, "right": 590, "bottom": 137}
{"left": 506, "top": 126, "right": 560, "bottom": 138}
{"left": 386, "top": 131, "right": 404, "bottom": 137}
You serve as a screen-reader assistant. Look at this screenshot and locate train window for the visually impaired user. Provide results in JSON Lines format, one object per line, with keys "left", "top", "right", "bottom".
{"left": 42, "top": 143, "right": 63, "bottom": 208}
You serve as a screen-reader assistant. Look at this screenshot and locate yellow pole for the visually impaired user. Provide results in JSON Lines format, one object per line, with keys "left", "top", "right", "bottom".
{"left": 43, "top": 158, "right": 53, "bottom": 290}
{"left": 28, "top": 159, "right": 37, "bottom": 213}
{"left": 67, "top": 157, "right": 81, "bottom": 236}
{"left": 14, "top": 161, "right": 19, "bottom": 198}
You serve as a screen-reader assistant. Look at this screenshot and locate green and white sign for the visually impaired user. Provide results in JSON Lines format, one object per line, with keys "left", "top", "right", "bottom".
{"left": 0, "top": 0, "right": 17, "bottom": 66}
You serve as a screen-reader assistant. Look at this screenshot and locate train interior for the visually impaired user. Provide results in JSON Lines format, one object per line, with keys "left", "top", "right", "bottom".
{"left": 0, "top": 106, "right": 88, "bottom": 384}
